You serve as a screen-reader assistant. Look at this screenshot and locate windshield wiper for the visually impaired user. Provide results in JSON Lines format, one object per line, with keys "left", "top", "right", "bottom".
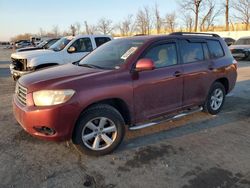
{"left": 79, "top": 64, "right": 106, "bottom": 69}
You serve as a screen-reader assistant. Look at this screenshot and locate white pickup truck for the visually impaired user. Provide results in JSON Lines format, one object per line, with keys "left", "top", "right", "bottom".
{"left": 10, "top": 35, "right": 112, "bottom": 80}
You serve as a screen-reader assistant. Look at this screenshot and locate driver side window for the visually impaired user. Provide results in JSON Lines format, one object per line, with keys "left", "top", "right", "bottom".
{"left": 70, "top": 38, "right": 93, "bottom": 53}
{"left": 143, "top": 43, "right": 178, "bottom": 68}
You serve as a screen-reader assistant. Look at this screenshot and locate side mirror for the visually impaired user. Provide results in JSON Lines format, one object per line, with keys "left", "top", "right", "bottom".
{"left": 135, "top": 58, "right": 155, "bottom": 72}
{"left": 68, "top": 46, "right": 76, "bottom": 53}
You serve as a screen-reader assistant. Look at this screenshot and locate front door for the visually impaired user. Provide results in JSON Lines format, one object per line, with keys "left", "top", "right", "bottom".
{"left": 66, "top": 37, "right": 93, "bottom": 63}
{"left": 133, "top": 41, "right": 183, "bottom": 122}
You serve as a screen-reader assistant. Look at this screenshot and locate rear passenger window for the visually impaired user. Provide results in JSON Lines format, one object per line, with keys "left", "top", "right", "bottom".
{"left": 207, "top": 40, "right": 224, "bottom": 58}
{"left": 180, "top": 40, "right": 204, "bottom": 64}
{"left": 95, "top": 37, "right": 111, "bottom": 47}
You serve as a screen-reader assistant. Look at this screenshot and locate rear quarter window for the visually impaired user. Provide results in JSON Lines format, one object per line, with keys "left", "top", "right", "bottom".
{"left": 207, "top": 40, "right": 224, "bottom": 59}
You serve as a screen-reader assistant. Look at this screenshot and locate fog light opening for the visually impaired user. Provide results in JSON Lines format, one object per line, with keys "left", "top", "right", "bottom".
{"left": 33, "top": 126, "right": 56, "bottom": 135}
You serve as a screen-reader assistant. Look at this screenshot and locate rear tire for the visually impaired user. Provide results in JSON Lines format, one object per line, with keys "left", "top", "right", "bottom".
{"left": 73, "top": 104, "right": 125, "bottom": 156}
{"left": 203, "top": 82, "right": 226, "bottom": 115}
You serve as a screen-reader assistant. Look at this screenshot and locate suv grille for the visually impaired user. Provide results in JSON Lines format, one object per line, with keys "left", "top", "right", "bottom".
{"left": 11, "top": 58, "right": 27, "bottom": 71}
{"left": 15, "top": 83, "right": 27, "bottom": 106}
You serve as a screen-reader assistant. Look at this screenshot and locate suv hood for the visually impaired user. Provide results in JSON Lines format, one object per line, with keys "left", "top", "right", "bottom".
{"left": 19, "top": 63, "right": 108, "bottom": 92}
{"left": 11, "top": 49, "right": 54, "bottom": 60}
{"left": 17, "top": 46, "right": 40, "bottom": 52}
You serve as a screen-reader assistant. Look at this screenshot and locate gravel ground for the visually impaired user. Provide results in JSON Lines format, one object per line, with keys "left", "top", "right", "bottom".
{"left": 0, "top": 48, "right": 250, "bottom": 188}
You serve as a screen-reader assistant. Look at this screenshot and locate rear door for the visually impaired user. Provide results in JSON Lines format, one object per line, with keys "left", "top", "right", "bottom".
{"left": 133, "top": 40, "right": 183, "bottom": 122}
{"left": 179, "top": 39, "right": 213, "bottom": 107}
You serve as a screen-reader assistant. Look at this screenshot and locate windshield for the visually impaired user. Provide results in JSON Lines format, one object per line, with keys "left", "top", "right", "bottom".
{"left": 44, "top": 39, "right": 59, "bottom": 49}
{"left": 49, "top": 37, "right": 72, "bottom": 51}
{"left": 79, "top": 39, "right": 145, "bottom": 69}
{"left": 37, "top": 41, "right": 47, "bottom": 48}
{"left": 235, "top": 38, "right": 250, "bottom": 45}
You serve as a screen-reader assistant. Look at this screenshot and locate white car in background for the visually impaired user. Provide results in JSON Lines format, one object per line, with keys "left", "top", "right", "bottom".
{"left": 10, "top": 35, "right": 112, "bottom": 80}
{"left": 229, "top": 36, "right": 250, "bottom": 60}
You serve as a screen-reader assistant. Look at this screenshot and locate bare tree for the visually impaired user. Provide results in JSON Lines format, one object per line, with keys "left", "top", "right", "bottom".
{"left": 74, "top": 22, "right": 81, "bottom": 35}
{"left": 117, "top": 15, "right": 135, "bottom": 36}
{"left": 165, "top": 12, "right": 177, "bottom": 32}
{"left": 84, "top": 21, "right": 90, "bottom": 34}
{"left": 154, "top": 3, "right": 162, "bottom": 34}
{"left": 62, "top": 30, "right": 71, "bottom": 36}
{"left": 51, "top": 25, "right": 60, "bottom": 37}
{"left": 84, "top": 21, "right": 97, "bottom": 34}
{"left": 180, "top": 0, "right": 203, "bottom": 32}
{"left": 230, "top": 19, "right": 235, "bottom": 31}
{"left": 182, "top": 14, "right": 194, "bottom": 32}
{"left": 97, "top": 18, "right": 113, "bottom": 34}
{"left": 88, "top": 25, "right": 98, "bottom": 34}
{"left": 70, "top": 25, "right": 76, "bottom": 36}
{"left": 199, "top": 0, "right": 221, "bottom": 31}
{"left": 38, "top": 28, "right": 46, "bottom": 37}
{"left": 136, "top": 6, "right": 152, "bottom": 35}
{"left": 136, "top": 9, "right": 147, "bottom": 34}
{"left": 233, "top": 0, "right": 250, "bottom": 30}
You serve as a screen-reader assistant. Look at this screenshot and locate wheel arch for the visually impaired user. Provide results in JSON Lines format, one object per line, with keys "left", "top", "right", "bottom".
{"left": 72, "top": 98, "right": 131, "bottom": 143}
{"left": 214, "top": 77, "right": 229, "bottom": 94}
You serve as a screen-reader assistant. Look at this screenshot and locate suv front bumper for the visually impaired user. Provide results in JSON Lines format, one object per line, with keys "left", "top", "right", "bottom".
{"left": 13, "top": 95, "right": 80, "bottom": 141}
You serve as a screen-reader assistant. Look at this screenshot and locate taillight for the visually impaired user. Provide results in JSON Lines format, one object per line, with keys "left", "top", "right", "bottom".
{"left": 233, "top": 59, "right": 238, "bottom": 69}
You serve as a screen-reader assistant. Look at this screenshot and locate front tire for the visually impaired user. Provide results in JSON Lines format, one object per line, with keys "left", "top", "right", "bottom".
{"left": 203, "top": 82, "right": 226, "bottom": 115}
{"left": 73, "top": 104, "right": 125, "bottom": 156}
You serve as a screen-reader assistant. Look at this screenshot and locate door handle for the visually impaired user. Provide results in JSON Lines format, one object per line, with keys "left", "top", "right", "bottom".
{"left": 208, "top": 66, "right": 214, "bottom": 71}
{"left": 208, "top": 63, "right": 215, "bottom": 71}
{"left": 174, "top": 71, "right": 182, "bottom": 77}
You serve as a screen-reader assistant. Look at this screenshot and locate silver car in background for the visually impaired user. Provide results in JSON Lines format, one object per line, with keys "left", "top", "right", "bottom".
{"left": 229, "top": 36, "right": 250, "bottom": 60}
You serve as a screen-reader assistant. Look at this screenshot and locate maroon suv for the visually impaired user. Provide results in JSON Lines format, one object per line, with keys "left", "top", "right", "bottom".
{"left": 13, "top": 32, "right": 237, "bottom": 155}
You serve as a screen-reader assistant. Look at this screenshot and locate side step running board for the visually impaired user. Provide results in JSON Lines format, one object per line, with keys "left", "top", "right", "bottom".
{"left": 129, "top": 107, "right": 203, "bottom": 131}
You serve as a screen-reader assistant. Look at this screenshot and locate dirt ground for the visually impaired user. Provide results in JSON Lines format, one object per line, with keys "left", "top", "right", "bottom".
{"left": 0, "top": 47, "right": 250, "bottom": 188}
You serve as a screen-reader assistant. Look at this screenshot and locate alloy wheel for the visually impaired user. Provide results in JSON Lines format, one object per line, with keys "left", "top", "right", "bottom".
{"left": 81, "top": 117, "right": 117, "bottom": 151}
{"left": 210, "top": 88, "right": 224, "bottom": 111}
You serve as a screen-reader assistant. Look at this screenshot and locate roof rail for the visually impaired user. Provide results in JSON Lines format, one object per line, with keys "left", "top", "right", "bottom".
{"left": 169, "top": 32, "right": 220, "bottom": 37}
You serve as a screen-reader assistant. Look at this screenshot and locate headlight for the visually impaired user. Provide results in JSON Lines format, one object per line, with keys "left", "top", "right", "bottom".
{"left": 33, "top": 89, "right": 75, "bottom": 106}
